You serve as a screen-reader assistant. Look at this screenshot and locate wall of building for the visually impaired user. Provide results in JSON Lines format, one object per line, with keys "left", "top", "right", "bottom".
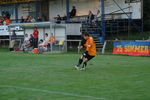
{"left": 0, "top": 0, "right": 142, "bottom": 21}
{"left": 49, "top": 0, "right": 142, "bottom": 20}
{"left": 0, "top": 5, "right": 15, "bottom": 19}
{"left": 0, "top": 2, "right": 36, "bottom": 20}
{"left": 18, "top": 3, "right": 36, "bottom": 19}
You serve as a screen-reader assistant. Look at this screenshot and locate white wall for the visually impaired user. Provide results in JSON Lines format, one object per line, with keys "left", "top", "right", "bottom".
{"left": 49, "top": 0, "right": 142, "bottom": 20}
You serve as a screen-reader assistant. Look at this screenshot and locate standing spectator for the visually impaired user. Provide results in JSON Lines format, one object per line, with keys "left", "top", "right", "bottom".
{"left": 9, "top": 30, "right": 17, "bottom": 51}
{"left": 70, "top": 6, "right": 77, "bottom": 18}
{"left": 20, "top": 16, "right": 25, "bottom": 23}
{"left": 33, "top": 27, "right": 39, "bottom": 48}
{"left": 87, "top": 10, "right": 95, "bottom": 24}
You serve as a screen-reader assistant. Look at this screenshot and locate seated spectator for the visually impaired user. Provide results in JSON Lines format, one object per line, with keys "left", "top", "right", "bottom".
{"left": 87, "top": 10, "right": 95, "bottom": 24}
{"left": 94, "top": 9, "right": 101, "bottom": 26}
{"left": 38, "top": 39, "right": 47, "bottom": 53}
{"left": 20, "top": 16, "right": 25, "bottom": 23}
{"left": 70, "top": 6, "right": 77, "bottom": 18}
{"left": 25, "top": 16, "right": 31, "bottom": 23}
{"left": 37, "top": 17, "right": 42, "bottom": 22}
{"left": 43, "top": 33, "right": 49, "bottom": 45}
{"left": 62, "top": 14, "right": 67, "bottom": 21}
{"left": 9, "top": 30, "right": 17, "bottom": 51}
{"left": 56, "top": 15, "right": 61, "bottom": 24}
{"left": 28, "top": 34, "right": 34, "bottom": 48}
{"left": 4, "top": 17, "right": 11, "bottom": 25}
{"left": 48, "top": 33, "right": 56, "bottom": 44}
{"left": 23, "top": 34, "right": 34, "bottom": 51}
{"left": 96, "top": 10, "right": 101, "bottom": 18}
{"left": 0, "top": 16, "right": 4, "bottom": 25}
{"left": 21, "top": 34, "right": 30, "bottom": 51}
{"left": 31, "top": 17, "right": 36, "bottom": 23}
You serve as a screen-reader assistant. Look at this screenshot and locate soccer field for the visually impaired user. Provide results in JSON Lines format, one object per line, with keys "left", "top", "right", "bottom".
{"left": 0, "top": 51, "right": 149, "bottom": 100}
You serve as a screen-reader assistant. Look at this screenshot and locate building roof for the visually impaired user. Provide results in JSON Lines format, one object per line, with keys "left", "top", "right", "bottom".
{"left": 0, "top": 0, "right": 41, "bottom": 5}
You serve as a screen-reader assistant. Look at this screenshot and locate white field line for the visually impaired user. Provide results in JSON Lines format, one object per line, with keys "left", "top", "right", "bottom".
{"left": 0, "top": 85, "right": 110, "bottom": 100}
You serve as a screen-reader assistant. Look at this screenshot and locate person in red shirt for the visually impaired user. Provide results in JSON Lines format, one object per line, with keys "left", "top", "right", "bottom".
{"left": 33, "top": 27, "right": 39, "bottom": 48}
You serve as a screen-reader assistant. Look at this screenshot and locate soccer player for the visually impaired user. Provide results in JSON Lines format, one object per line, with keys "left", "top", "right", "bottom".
{"left": 75, "top": 33, "right": 96, "bottom": 71}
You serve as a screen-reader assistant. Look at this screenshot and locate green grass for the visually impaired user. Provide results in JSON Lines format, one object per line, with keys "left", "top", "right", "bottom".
{"left": 0, "top": 51, "right": 150, "bottom": 100}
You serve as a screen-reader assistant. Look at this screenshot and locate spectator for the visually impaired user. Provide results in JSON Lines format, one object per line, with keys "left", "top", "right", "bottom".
{"left": 38, "top": 39, "right": 47, "bottom": 53}
{"left": 28, "top": 34, "right": 34, "bottom": 47}
{"left": 44, "top": 33, "right": 49, "bottom": 45}
{"left": 48, "top": 33, "right": 56, "bottom": 44}
{"left": 62, "top": 14, "right": 67, "bottom": 21}
{"left": 94, "top": 9, "right": 101, "bottom": 26}
{"left": 21, "top": 34, "right": 30, "bottom": 51}
{"left": 0, "top": 16, "right": 4, "bottom": 25}
{"left": 9, "top": 30, "right": 17, "bottom": 51}
{"left": 96, "top": 10, "right": 101, "bottom": 18}
{"left": 70, "top": 6, "right": 77, "bottom": 18}
{"left": 4, "top": 17, "right": 11, "bottom": 25}
{"left": 33, "top": 27, "right": 39, "bottom": 48}
{"left": 20, "top": 16, "right": 25, "bottom": 23}
{"left": 37, "top": 17, "right": 42, "bottom": 22}
{"left": 31, "top": 17, "right": 36, "bottom": 23}
{"left": 87, "top": 10, "right": 95, "bottom": 24}
{"left": 25, "top": 16, "right": 31, "bottom": 23}
{"left": 56, "top": 15, "right": 61, "bottom": 24}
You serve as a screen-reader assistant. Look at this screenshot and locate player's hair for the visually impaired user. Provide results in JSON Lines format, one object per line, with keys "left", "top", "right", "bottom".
{"left": 83, "top": 33, "right": 89, "bottom": 37}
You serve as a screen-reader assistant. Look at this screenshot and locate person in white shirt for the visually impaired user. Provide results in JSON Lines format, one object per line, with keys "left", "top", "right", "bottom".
{"left": 21, "top": 34, "right": 30, "bottom": 51}
{"left": 38, "top": 39, "right": 47, "bottom": 53}
{"left": 44, "top": 33, "right": 49, "bottom": 45}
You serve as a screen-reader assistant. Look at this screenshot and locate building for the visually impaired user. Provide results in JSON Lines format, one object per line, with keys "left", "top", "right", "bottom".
{"left": 0, "top": 0, "right": 142, "bottom": 22}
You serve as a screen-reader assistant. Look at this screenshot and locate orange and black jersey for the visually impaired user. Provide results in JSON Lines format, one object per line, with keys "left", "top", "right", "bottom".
{"left": 84, "top": 37, "right": 96, "bottom": 56}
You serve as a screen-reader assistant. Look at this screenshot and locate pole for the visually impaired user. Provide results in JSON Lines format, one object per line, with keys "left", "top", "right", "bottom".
{"left": 35, "top": 1, "right": 40, "bottom": 20}
{"left": 101, "top": 0, "right": 106, "bottom": 39}
{"left": 15, "top": 4, "right": 18, "bottom": 23}
{"left": 66, "top": 0, "right": 70, "bottom": 23}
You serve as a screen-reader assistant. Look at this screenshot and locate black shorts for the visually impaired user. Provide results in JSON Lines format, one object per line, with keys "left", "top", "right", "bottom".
{"left": 83, "top": 53, "right": 95, "bottom": 61}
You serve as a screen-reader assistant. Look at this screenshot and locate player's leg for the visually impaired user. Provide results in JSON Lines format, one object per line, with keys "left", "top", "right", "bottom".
{"left": 80, "top": 55, "right": 95, "bottom": 71}
{"left": 80, "top": 57, "right": 88, "bottom": 70}
{"left": 75, "top": 55, "right": 84, "bottom": 70}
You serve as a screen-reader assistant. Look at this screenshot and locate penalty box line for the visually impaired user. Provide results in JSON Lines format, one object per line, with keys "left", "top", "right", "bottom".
{"left": 0, "top": 85, "right": 111, "bottom": 100}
